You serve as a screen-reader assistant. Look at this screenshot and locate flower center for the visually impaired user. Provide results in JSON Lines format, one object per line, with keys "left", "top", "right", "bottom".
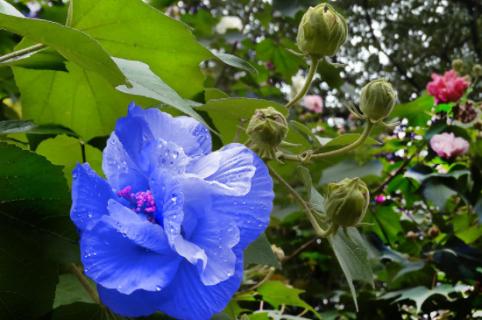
{"left": 117, "top": 186, "right": 157, "bottom": 223}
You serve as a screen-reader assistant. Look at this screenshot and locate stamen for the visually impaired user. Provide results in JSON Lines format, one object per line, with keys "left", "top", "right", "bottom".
{"left": 116, "top": 186, "right": 157, "bottom": 221}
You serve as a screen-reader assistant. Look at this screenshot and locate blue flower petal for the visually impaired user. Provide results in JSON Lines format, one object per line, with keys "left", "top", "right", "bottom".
{"left": 103, "top": 133, "right": 148, "bottom": 192}
{"left": 149, "top": 172, "right": 208, "bottom": 269}
{"left": 71, "top": 163, "right": 114, "bottom": 231}
{"left": 188, "top": 144, "right": 274, "bottom": 249}
{"left": 127, "top": 103, "right": 211, "bottom": 157}
{"left": 190, "top": 213, "right": 239, "bottom": 285}
{"left": 81, "top": 200, "right": 180, "bottom": 294}
{"left": 157, "top": 248, "right": 244, "bottom": 320}
{"left": 97, "top": 286, "right": 161, "bottom": 317}
{"left": 187, "top": 143, "right": 256, "bottom": 196}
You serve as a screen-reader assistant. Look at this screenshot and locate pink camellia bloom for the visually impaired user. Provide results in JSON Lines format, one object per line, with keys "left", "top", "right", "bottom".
{"left": 430, "top": 132, "right": 469, "bottom": 158}
{"left": 303, "top": 95, "right": 323, "bottom": 113}
{"left": 426, "top": 70, "right": 469, "bottom": 104}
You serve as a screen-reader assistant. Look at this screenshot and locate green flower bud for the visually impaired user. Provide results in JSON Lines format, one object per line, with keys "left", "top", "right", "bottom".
{"left": 325, "top": 178, "right": 369, "bottom": 228}
{"left": 359, "top": 79, "right": 397, "bottom": 123}
{"left": 472, "top": 64, "right": 482, "bottom": 77}
{"left": 296, "top": 3, "right": 348, "bottom": 57}
{"left": 246, "top": 107, "right": 288, "bottom": 159}
{"left": 452, "top": 59, "right": 464, "bottom": 73}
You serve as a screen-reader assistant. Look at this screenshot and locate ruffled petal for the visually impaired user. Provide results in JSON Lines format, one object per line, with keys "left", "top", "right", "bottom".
{"left": 187, "top": 143, "right": 256, "bottom": 196}
{"left": 191, "top": 215, "right": 240, "bottom": 285}
{"left": 149, "top": 171, "right": 208, "bottom": 269}
{"left": 209, "top": 144, "right": 274, "bottom": 249}
{"left": 102, "top": 133, "right": 148, "bottom": 192}
{"left": 97, "top": 286, "right": 161, "bottom": 318}
{"left": 71, "top": 163, "right": 114, "bottom": 232}
{"left": 157, "top": 248, "right": 244, "bottom": 320}
{"left": 81, "top": 200, "right": 180, "bottom": 294}
{"left": 127, "top": 103, "right": 211, "bottom": 157}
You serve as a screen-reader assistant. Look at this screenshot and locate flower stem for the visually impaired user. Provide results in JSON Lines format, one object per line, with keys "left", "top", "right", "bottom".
{"left": 0, "top": 43, "right": 46, "bottom": 64}
{"left": 285, "top": 56, "right": 320, "bottom": 109}
{"left": 70, "top": 263, "right": 100, "bottom": 304}
{"left": 311, "top": 121, "right": 374, "bottom": 159}
{"left": 268, "top": 165, "right": 332, "bottom": 237}
{"left": 281, "top": 121, "right": 374, "bottom": 162}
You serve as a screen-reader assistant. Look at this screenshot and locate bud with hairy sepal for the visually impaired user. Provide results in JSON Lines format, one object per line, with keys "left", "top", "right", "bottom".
{"left": 296, "top": 3, "right": 348, "bottom": 58}
{"left": 246, "top": 107, "right": 288, "bottom": 160}
{"left": 472, "top": 64, "right": 482, "bottom": 78}
{"left": 325, "top": 178, "right": 370, "bottom": 228}
{"left": 359, "top": 79, "right": 397, "bottom": 123}
{"left": 452, "top": 59, "right": 464, "bottom": 73}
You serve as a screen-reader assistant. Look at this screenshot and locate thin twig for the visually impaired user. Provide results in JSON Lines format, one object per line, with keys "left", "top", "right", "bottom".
{"left": 241, "top": 267, "right": 275, "bottom": 294}
{"left": 69, "top": 263, "right": 100, "bottom": 304}
{"left": 268, "top": 166, "right": 333, "bottom": 237}
{"left": 282, "top": 237, "right": 317, "bottom": 262}
{"left": 280, "top": 121, "right": 374, "bottom": 162}
{"left": 0, "top": 43, "right": 46, "bottom": 64}
{"left": 372, "top": 146, "right": 420, "bottom": 195}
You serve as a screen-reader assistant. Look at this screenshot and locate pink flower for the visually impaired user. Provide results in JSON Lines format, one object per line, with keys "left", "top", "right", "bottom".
{"left": 426, "top": 70, "right": 469, "bottom": 104}
{"left": 374, "top": 194, "right": 386, "bottom": 204}
{"left": 430, "top": 132, "right": 469, "bottom": 158}
{"left": 303, "top": 95, "right": 323, "bottom": 113}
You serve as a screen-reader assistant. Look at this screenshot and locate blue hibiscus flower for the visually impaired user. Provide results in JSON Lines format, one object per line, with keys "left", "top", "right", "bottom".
{"left": 70, "top": 103, "right": 274, "bottom": 319}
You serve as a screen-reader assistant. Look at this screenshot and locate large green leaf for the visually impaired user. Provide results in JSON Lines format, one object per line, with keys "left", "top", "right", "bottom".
{"left": 113, "top": 58, "right": 208, "bottom": 127}
{"left": 328, "top": 227, "right": 374, "bottom": 311}
{"left": 391, "top": 94, "right": 434, "bottom": 126}
{"left": 36, "top": 135, "right": 103, "bottom": 186}
{"left": 0, "top": 222, "right": 59, "bottom": 320}
{"left": 0, "top": 143, "right": 78, "bottom": 262}
{"left": 0, "top": 4, "right": 126, "bottom": 86}
{"left": 319, "top": 160, "right": 383, "bottom": 185}
{"left": 13, "top": 62, "right": 133, "bottom": 140}
{"left": 0, "top": 143, "right": 76, "bottom": 319}
{"left": 69, "top": 0, "right": 213, "bottom": 98}
{"left": 197, "top": 97, "right": 287, "bottom": 144}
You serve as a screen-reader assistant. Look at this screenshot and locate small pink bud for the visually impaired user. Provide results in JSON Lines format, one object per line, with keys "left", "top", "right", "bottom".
{"left": 303, "top": 95, "right": 323, "bottom": 113}
{"left": 374, "top": 194, "right": 386, "bottom": 204}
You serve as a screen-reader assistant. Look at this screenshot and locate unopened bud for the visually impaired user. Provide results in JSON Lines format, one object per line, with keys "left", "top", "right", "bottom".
{"left": 325, "top": 178, "right": 369, "bottom": 227}
{"left": 359, "top": 79, "right": 397, "bottom": 123}
{"left": 472, "top": 64, "right": 482, "bottom": 78}
{"left": 296, "top": 3, "right": 348, "bottom": 57}
{"left": 246, "top": 107, "right": 288, "bottom": 159}
{"left": 451, "top": 59, "right": 464, "bottom": 73}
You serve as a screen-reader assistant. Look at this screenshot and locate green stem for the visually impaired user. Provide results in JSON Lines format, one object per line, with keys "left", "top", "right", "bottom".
{"left": 285, "top": 56, "right": 320, "bottom": 109}
{"left": 0, "top": 43, "right": 46, "bottom": 64}
{"left": 70, "top": 263, "right": 100, "bottom": 304}
{"left": 282, "top": 121, "right": 374, "bottom": 162}
{"left": 268, "top": 165, "right": 332, "bottom": 237}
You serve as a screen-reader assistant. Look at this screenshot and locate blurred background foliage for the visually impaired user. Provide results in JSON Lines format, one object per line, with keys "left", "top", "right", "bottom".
{"left": 0, "top": 0, "right": 481, "bottom": 319}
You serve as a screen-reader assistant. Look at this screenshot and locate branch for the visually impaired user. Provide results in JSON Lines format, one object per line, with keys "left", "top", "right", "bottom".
{"left": 0, "top": 43, "right": 46, "bottom": 64}
{"left": 268, "top": 166, "right": 333, "bottom": 237}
